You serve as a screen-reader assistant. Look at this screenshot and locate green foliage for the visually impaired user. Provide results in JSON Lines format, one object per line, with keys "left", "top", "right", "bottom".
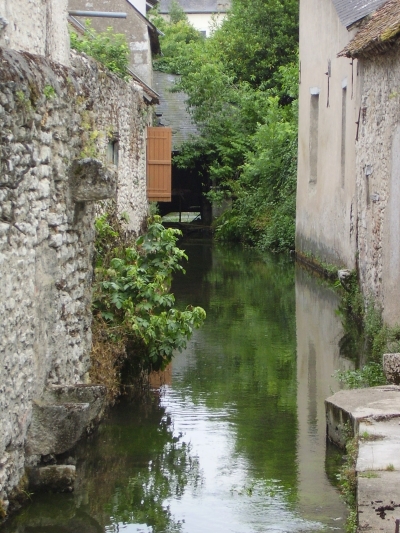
{"left": 336, "top": 436, "right": 358, "bottom": 533}
{"left": 169, "top": 0, "right": 189, "bottom": 24}
{"left": 150, "top": 0, "right": 299, "bottom": 251}
{"left": 335, "top": 270, "right": 400, "bottom": 389}
{"left": 70, "top": 21, "right": 129, "bottom": 79}
{"left": 335, "top": 362, "right": 386, "bottom": 389}
{"left": 43, "top": 85, "right": 56, "bottom": 99}
{"left": 150, "top": 7, "right": 204, "bottom": 74}
{"left": 93, "top": 214, "right": 206, "bottom": 373}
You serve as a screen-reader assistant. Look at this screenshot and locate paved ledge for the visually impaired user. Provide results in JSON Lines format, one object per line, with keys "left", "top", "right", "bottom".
{"left": 325, "top": 386, "right": 400, "bottom": 533}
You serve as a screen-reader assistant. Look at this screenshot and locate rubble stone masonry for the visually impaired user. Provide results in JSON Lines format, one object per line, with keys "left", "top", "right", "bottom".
{"left": 356, "top": 51, "right": 400, "bottom": 325}
{"left": 0, "top": 47, "right": 150, "bottom": 509}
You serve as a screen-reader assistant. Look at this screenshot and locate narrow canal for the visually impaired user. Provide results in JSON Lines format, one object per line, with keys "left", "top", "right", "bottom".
{"left": 2, "top": 239, "right": 354, "bottom": 533}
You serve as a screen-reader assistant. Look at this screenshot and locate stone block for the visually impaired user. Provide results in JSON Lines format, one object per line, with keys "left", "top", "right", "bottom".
{"left": 68, "top": 158, "right": 117, "bottom": 202}
{"left": 27, "top": 465, "right": 76, "bottom": 493}
{"left": 25, "top": 401, "right": 91, "bottom": 456}
{"left": 383, "top": 353, "right": 400, "bottom": 385}
{"left": 42, "top": 384, "right": 107, "bottom": 427}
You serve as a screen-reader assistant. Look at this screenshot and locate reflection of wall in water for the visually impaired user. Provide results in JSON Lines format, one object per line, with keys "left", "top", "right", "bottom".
{"left": 295, "top": 266, "right": 353, "bottom": 519}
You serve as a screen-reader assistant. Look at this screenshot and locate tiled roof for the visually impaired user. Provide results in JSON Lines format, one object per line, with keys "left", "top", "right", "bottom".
{"left": 158, "top": 0, "right": 230, "bottom": 14}
{"left": 153, "top": 71, "right": 198, "bottom": 151}
{"left": 339, "top": 0, "right": 400, "bottom": 57}
{"left": 332, "top": 0, "right": 387, "bottom": 28}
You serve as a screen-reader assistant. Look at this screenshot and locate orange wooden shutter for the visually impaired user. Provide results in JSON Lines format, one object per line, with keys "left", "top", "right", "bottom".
{"left": 147, "top": 127, "right": 172, "bottom": 202}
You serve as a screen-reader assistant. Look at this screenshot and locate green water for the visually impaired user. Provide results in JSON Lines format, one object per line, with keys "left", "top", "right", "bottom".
{"left": 1, "top": 240, "right": 350, "bottom": 533}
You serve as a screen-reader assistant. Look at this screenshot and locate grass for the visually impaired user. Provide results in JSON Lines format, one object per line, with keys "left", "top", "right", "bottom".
{"left": 359, "top": 430, "right": 383, "bottom": 441}
{"left": 359, "top": 471, "right": 379, "bottom": 478}
{"left": 336, "top": 436, "right": 358, "bottom": 533}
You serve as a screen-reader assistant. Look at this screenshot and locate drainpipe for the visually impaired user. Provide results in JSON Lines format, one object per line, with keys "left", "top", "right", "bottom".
{"left": 68, "top": 11, "right": 127, "bottom": 18}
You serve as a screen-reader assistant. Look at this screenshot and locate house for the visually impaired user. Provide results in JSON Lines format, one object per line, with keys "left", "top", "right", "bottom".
{"left": 67, "top": 0, "right": 173, "bottom": 203}
{"left": 68, "top": 0, "right": 162, "bottom": 86}
{"left": 337, "top": 0, "right": 400, "bottom": 325}
{"left": 157, "top": 0, "right": 230, "bottom": 36}
{"left": 0, "top": 0, "right": 70, "bottom": 65}
{"left": 296, "top": 0, "right": 400, "bottom": 324}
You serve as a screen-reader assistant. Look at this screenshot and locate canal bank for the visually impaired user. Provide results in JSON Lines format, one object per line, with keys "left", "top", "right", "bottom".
{"left": 0, "top": 240, "right": 353, "bottom": 533}
{"left": 326, "top": 385, "right": 400, "bottom": 533}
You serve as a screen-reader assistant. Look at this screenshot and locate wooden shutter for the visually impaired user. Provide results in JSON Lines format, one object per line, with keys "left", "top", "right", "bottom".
{"left": 147, "top": 127, "right": 172, "bottom": 202}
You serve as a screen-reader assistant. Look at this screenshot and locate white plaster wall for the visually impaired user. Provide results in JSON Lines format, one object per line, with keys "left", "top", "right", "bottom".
{"left": 0, "top": 0, "right": 70, "bottom": 65}
{"left": 160, "top": 12, "right": 226, "bottom": 36}
{"left": 355, "top": 52, "right": 400, "bottom": 325}
{"left": 296, "top": 0, "right": 359, "bottom": 268}
{"left": 186, "top": 12, "right": 226, "bottom": 36}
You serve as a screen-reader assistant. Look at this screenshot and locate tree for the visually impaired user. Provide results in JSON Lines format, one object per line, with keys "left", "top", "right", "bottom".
{"left": 151, "top": 0, "right": 299, "bottom": 251}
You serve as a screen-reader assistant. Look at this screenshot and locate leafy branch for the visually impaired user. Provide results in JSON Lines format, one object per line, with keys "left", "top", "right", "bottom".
{"left": 92, "top": 214, "right": 206, "bottom": 380}
{"left": 70, "top": 21, "right": 130, "bottom": 80}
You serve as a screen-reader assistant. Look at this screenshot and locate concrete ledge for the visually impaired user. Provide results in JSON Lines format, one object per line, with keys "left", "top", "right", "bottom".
{"left": 325, "top": 385, "right": 400, "bottom": 448}
{"left": 358, "top": 471, "right": 400, "bottom": 532}
{"left": 325, "top": 386, "right": 400, "bottom": 532}
{"left": 25, "top": 384, "right": 107, "bottom": 457}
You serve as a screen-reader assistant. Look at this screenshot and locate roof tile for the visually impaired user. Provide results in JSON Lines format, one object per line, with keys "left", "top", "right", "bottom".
{"left": 339, "top": 0, "right": 400, "bottom": 57}
{"left": 153, "top": 71, "right": 198, "bottom": 151}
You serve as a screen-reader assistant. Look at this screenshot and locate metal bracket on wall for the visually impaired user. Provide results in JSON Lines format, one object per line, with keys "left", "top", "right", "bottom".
{"left": 325, "top": 59, "right": 331, "bottom": 107}
{"left": 350, "top": 59, "right": 354, "bottom": 99}
{"left": 355, "top": 107, "right": 361, "bottom": 141}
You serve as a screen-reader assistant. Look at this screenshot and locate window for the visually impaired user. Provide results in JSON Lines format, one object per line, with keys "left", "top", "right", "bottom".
{"left": 107, "top": 138, "right": 119, "bottom": 167}
{"left": 309, "top": 91, "right": 320, "bottom": 184}
{"left": 341, "top": 83, "right": 347, "bottom": 187}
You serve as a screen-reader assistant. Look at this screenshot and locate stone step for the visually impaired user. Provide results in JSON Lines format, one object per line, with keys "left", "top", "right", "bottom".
{"left": 325, "top": 385, "right": 400, "bottom": 533}
{"left": 25, "top": 384, "right": 106, "bottom": 457}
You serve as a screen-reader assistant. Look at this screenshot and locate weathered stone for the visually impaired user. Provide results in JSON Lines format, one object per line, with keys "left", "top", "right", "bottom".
{"left": 357, "top": 471, "right": 400, "bottom": 532}
{"left": 68, "top": 158, "right": 117, "bottom": 202}
{"left": 25, "top": 401, "right": 91, "bottom": 456}
{"left": 326, "top": 386, "right": 400, "bottom": 532}
{"left": 42, "top": 384, "right": 107, "bottom": 428}
{"left": 0, "top": 47, "right": 151, "bottom": 504}
{"left": 27, "top": 465, "right": 76, "bottom": 493}
{"left": 383, "top": 353, "right": 400, "bottom": 385}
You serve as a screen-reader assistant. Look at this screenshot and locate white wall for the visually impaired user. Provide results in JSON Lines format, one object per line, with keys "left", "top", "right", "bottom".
{"left": 0, "top": 0, "right": 70, "bottom": 65}
{"left": 296, "top": 0, "right": 359, "bottom": 269}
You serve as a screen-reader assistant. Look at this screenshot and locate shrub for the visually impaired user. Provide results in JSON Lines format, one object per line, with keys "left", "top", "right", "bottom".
{"left": 91, "top": 214, "right": 206, "bottom": 398}
{"left": 70, "top": 21, "right": 130, "bottom": 79}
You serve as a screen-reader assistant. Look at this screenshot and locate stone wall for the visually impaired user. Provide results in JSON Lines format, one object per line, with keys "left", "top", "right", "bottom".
{"left": 0, "top": 0, "right": 70, "bottom": 66}
{"left": 356, "top": 51, "right": 400, "bottom": 325}
{"left": 0, "top": 47, "right": 150, "bottom": 510}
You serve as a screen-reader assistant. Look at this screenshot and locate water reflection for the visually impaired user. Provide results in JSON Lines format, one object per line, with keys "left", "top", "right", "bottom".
{"left": 295, "top": 266, "right": 353, "bottom": 527}
{"left": 1, "top": 241, "right": 352, "bottom": 533}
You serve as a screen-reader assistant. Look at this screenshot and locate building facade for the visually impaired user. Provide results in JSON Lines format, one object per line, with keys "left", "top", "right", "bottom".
{"left": 296, "top": 0, "right": 400, "bottom": 325}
